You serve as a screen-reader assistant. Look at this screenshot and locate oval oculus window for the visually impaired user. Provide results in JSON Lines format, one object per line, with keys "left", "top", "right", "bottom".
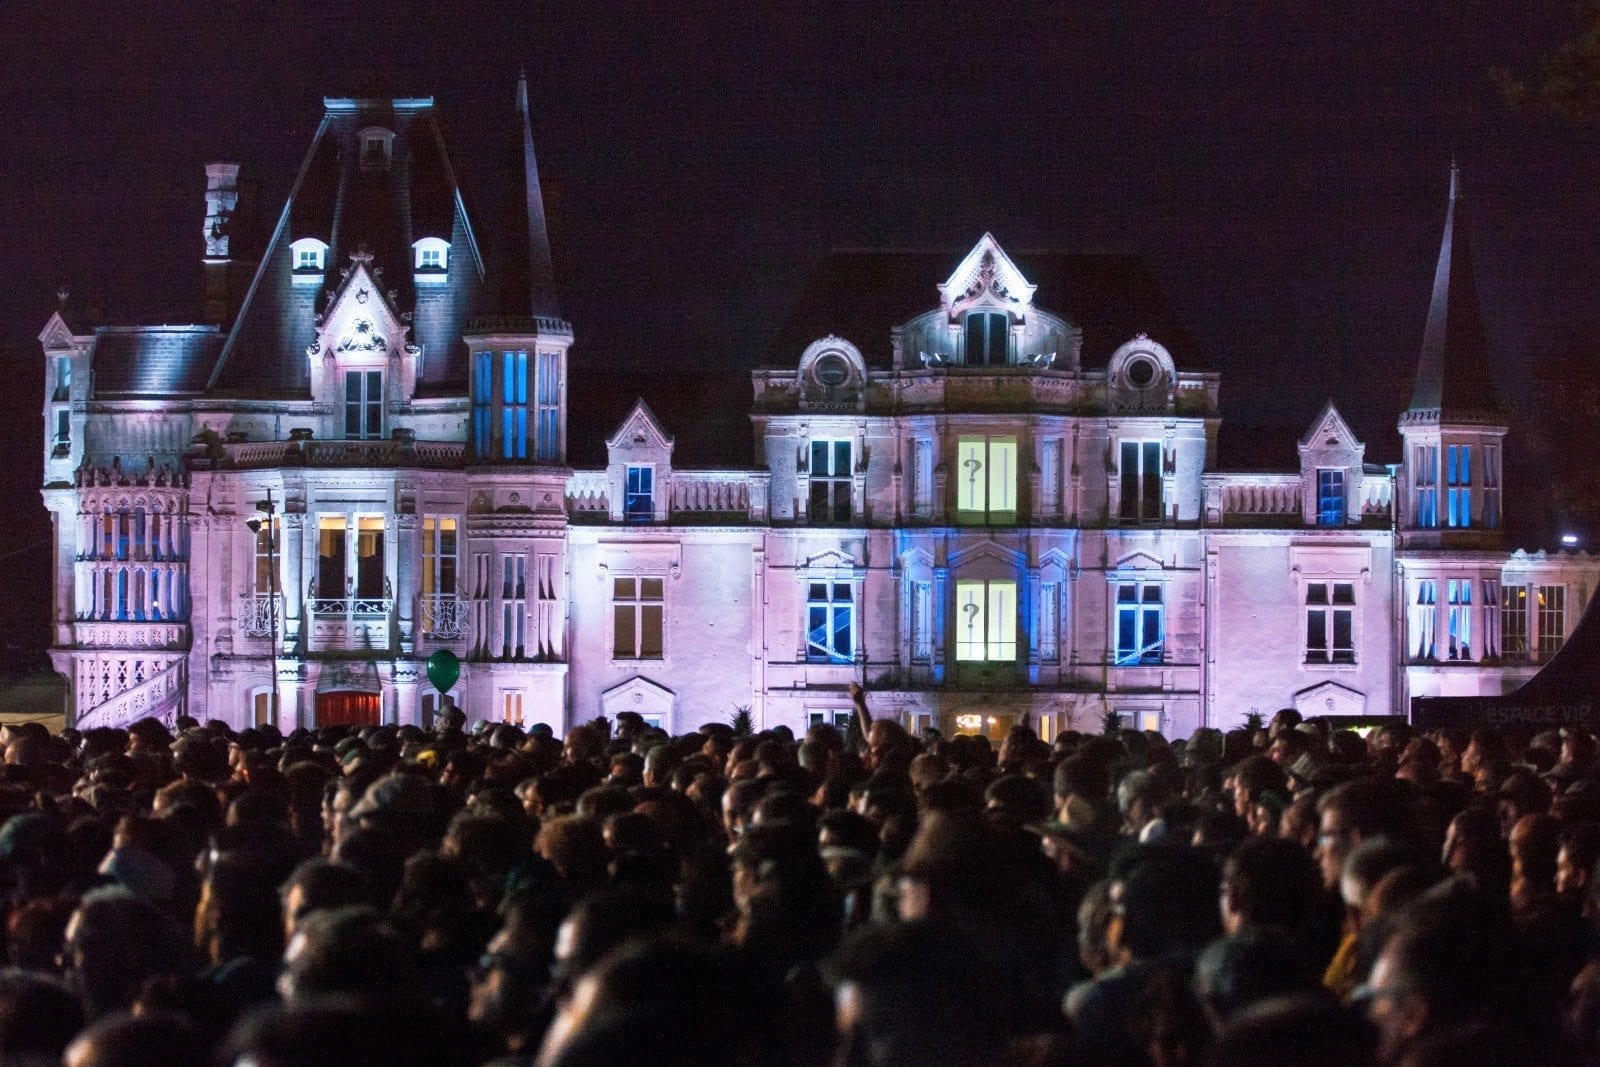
{"left": 1126, "top": 357, "right": 1158, "bottom": 388}
{"left": 815, "top": 354, "right": 851, "bottom": 387}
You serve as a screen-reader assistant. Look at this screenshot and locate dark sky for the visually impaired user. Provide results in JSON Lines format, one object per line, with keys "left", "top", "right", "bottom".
{"left": 0, "top": 2, "right": 1596, "bottom": 666}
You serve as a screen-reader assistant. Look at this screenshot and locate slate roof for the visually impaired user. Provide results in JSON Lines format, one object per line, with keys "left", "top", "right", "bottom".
{"left": 1408, "top": 166, "right": 1500, "bottom": 421}
{"left": 767, "top": 247, "right": 1204, "bottom": 371}
{"left": 90, "top": 326, "right": 221, "bottom": 396}
{"left": 208, "top": 97, "right": 489, "bottom": 397}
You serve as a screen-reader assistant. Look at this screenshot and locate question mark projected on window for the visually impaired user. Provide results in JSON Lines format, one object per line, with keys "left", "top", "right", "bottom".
{"left": 962, "top": 600, "right": 980, "bottom": 634}
{"left": 964, "top": 455, "right": 983, "bottom": 494}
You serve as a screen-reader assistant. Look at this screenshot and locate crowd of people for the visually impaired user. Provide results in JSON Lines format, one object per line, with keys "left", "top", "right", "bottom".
{"left": 0, "top": 689, "right": 1592, "bottom": 1064}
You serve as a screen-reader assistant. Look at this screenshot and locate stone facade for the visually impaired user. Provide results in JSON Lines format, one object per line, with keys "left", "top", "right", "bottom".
{"left": 37, "top": 93, "right": 1600, "bottom": 739}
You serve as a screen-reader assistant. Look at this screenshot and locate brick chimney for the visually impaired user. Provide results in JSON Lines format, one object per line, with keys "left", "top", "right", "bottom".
{"left": 202, "top": 164, "right": 239, "bottom": 325}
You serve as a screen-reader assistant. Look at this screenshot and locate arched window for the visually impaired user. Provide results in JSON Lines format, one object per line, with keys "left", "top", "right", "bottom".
{"left": 115, "top": 569, "right": 128, "bottom": 621}
{"left": 413, "top": 237, "right": 450, "bottom": 275}
{"left": 964, "top": 311, "right": 1010, "bottom": 366}
{"left": 289, "top": 238, "right": 328, "bottom": 276}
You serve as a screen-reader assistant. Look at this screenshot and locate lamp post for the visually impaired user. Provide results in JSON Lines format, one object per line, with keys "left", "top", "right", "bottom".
{"left": 245, "top": 490, "right": 280, "bottom": 727}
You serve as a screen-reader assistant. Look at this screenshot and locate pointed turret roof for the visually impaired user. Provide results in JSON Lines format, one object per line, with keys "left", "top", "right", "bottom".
{"left": 1407, "top": 164, "right": 1500, "bottom": 422}
{"left": 490, "top": 70, "right": 562, "bottom": 323}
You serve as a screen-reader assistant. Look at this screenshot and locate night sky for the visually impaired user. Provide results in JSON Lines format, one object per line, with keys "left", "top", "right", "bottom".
{"left": 0, "top": 2, "right": 1597, "bottom": 670}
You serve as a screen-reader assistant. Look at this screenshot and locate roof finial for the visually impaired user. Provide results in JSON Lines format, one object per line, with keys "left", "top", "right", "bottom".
{"left": 1449, "top": 158, "right": 1459, "bottom": 203}
{"left": 516, "top": 66, "right": 529, "bottom": 116}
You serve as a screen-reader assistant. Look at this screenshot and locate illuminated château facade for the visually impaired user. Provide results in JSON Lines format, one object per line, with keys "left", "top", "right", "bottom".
{"left": 37, "top": 87, "right": 1600, "bottom": 738}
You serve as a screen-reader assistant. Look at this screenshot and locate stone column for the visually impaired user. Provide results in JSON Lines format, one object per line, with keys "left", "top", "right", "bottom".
{"left": 395, "top": 512, "right": 420, "bottom": 656}
{"left": 282, "top": 512, "right": 306, "bottom": 654}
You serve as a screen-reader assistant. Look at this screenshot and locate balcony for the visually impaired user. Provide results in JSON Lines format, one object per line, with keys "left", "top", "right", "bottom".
{"left": 194, "top": 436, "right": 468, "bottom": 472}
{"left": 419, "top": 595, "right": 470, "bottom": 640}
{"left": 306, "top": 592, "right": 393, "bottom": 652}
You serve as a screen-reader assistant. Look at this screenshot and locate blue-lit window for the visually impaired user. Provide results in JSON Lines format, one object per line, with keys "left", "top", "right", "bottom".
{"left": 1317, "top": 469, "right": 1346, "bottom": 525}
{"left": 964, "top": 311, "right": 1009, "bottom": 365}
{"left": 1447, "top": 445, "right": 1471, "bottom": 527}
{"left": 1114, "top": 583, "right": 1163, "bottom": 666}
{"left": 536, "top": 352, "right": 560, "bottom": 461}
{"left": 806, "top": 582, "right": 854, "bottom": 663}
{"left": 1414, "top": 445, "right": 1438, "bottom": 528}
{"left": 473, "top": 351, "right": 492, "bottom": 456}
{"left": 624, "top": 465, "right": 654, "bottom": 522}
{"left": 501, "top": 351, "right": 528, "bottom": 460}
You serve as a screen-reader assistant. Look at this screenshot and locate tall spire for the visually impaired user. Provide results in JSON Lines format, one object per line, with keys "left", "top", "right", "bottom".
{"left": 502, "top": 68, "right": 561, "bottom": 322}
{"left": 1407, "top": 163, "right": 1498, "bottom": 420}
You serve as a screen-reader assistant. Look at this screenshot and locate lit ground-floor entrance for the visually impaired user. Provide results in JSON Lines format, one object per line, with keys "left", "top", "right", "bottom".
{"left": 316, "top": 690, "right": 380, "bottom": 728}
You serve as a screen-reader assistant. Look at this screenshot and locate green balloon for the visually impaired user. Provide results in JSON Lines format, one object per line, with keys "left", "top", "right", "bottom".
{"left": 426, "top": 650, "right": 460, "bottom": 695}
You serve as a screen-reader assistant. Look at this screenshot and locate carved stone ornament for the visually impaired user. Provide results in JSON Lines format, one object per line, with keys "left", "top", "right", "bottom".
{"left": 959, "top": 251, "right": 1010, "bottom": 303}
{"left": 283, "top": 513, "right": 305, "bottom": 529}
{"left": 396, "top": 513, "right": 417, "bottom": 529}
{"left": 336, "top": 318, "right": 387, "bottom": 353}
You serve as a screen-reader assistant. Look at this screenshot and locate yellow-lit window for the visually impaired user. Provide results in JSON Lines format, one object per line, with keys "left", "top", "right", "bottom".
{"left": 955, "top": 580, "right": 1017, "bottom": 662}
{"left": 956, "top": 437, "right": 1017, "bottom": 524}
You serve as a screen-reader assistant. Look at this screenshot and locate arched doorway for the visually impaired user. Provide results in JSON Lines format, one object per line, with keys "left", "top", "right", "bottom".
{"left": 316, "top": 690, "right": 380, "bottom": 728}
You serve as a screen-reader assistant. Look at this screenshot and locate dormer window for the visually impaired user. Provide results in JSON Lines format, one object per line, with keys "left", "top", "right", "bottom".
{"left": 964, "top": 311, "right": 1010, "bottom": 366}
{"left": 359, "top": 127, "right": 394, "bottom": 171}
{"left": 413, "top": 237, "right": 449, "bottom": 282}
{"left": 290, "top": 238, "right": 327, "bottom": 280}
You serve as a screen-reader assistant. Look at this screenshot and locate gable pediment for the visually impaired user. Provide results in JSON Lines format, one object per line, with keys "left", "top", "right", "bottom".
{"left": 802, "top": 548, "right": 864, "bottom": 574}
{"left": 600, "top": 675, "right": 675, "bottom": 717}
{"left": 38, "top": 311, "right": 82, "bottom": 352}
{"left": 606, "top": 399, "right": 675, "bottom": 454}
{"left": 1293, "top": 680, "right": 1366, "bottom": 717}
{"left": 939, "top": 233, "right": 1037, "bottom": 318}
{"left": 308, "top": 255, "right": 412, "bottom": 362}
{"left": 1298, "top": 401, "right": 1363, "bottom": 458}
{"left": 1109, "top": 550, "right": 1167, "bottom": 576}
{"left": 948, "top": 540, "right": 1027, "bottom": 571}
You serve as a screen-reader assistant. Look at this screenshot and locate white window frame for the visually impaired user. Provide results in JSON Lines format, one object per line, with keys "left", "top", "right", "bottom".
{"left": 1410, "top": 579, "right": 1437, "bottom": 660}
{"left": 314, "top": 513, "right": 387, "bottom": 605}
{"left": 412, "top": 237, "right": 450, "bottom": 274}
{"left": 289, "top": 238, "right": 328, "bottom": 278}
{"left": 612, "top": 575, "right": 665, "bottom": 660}
{"left": 1446, "top": 578, "right": 1473, "bottom": 660}
{"left": 1118, "top": 439, "right": 1164, "bottom": 524}
{"left": 1538, "top": 584, "right": 1566, "bottom": 656}
{"left": 343, "top": 368, "right": 384, "bottom": 440}
{"left": 535, "top": 351, "right": 561, "bottom": 462}
{"left": 1501, "top": 583, "right": 1529, "bottom": 659}
{"left": 954, "top": 579, "right": 1018, "bottom": 663}
{"left": 420, "top": 515, "right": 459, "bottom": 598}
{"left": 805, "top": 580, "right": 855, "bottom": 664}
{"left": 808, "top": 438, "right": 854, "bottom": 525}
{"left": 1447, "top": 444, "right": 1472, "bottom": 528}
{"left": 1304, "top": 580, "right": 1356, "bottom": 665}
{"left": 624, "top": 464, "right": 654, "bottom": 522}
{"left": 500, "top": 690, "right": 525, "bottom": 726}
{"left": 1112, "top": 580, "right": 1164, "bottom": 666}
{"left": 955, "top": 436, "right": 1018, "bottom": 525}
{"left": 1414, "top": 444, "right": 1439, "bottom": 528}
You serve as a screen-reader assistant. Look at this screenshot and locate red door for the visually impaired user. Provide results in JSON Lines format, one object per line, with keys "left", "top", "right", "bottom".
{"left": 316, "top": 691, "right": 380, "bottom": 728}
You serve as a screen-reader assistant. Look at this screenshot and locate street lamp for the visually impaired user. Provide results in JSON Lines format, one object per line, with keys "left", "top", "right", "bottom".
{"left": 245, "top": 491, "right": 280, "bottom": 727}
